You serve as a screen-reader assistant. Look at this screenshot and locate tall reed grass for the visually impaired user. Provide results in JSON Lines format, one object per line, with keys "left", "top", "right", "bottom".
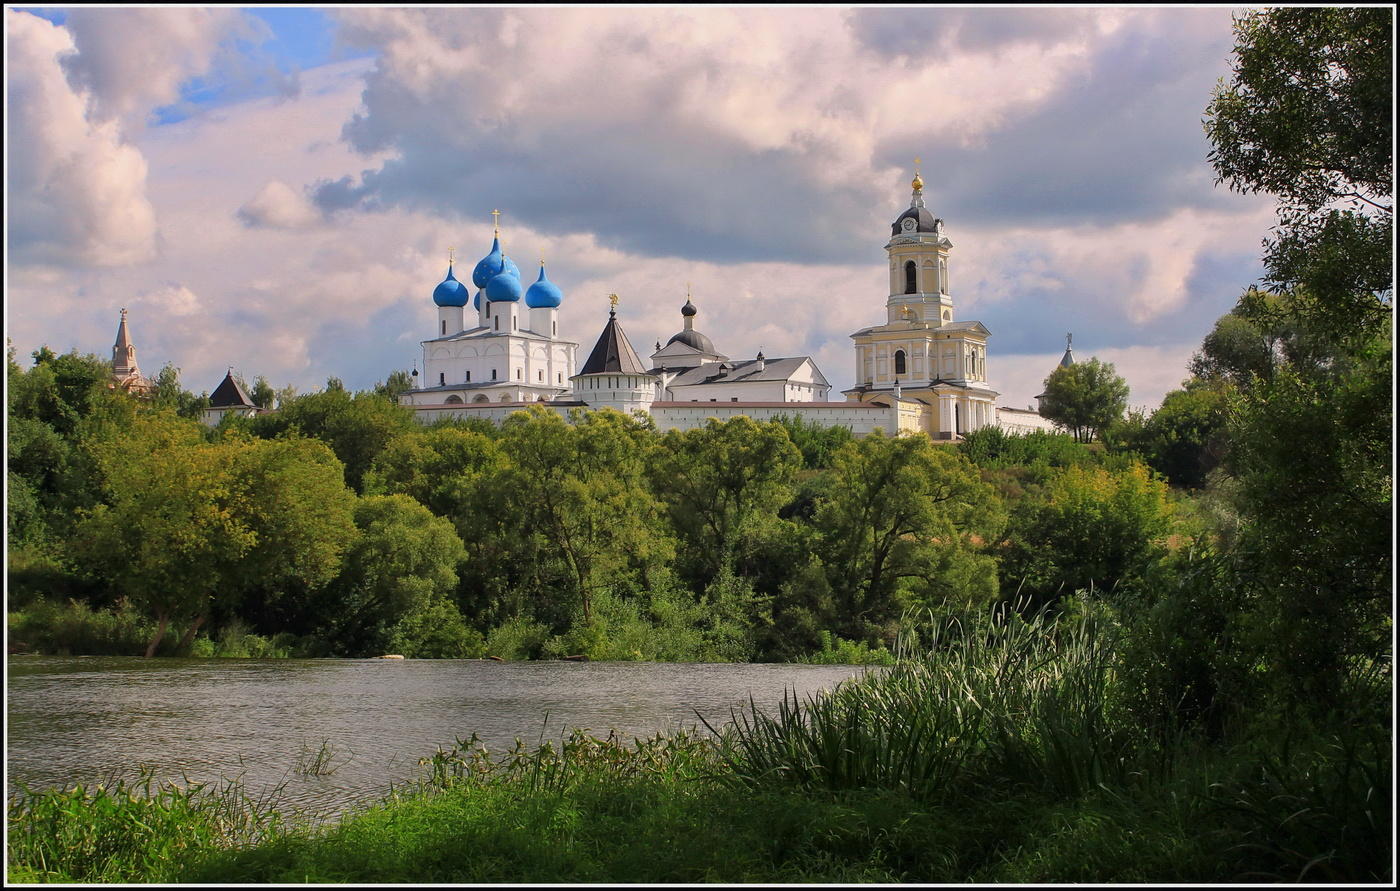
{"left": 710, "top": 607, "right": 1163, "bottom": 800}
{"left": 6, "top": 769, "right": 286, "bottom": 883}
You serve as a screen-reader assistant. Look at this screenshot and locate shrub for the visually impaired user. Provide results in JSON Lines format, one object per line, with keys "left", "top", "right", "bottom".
{"left": 485, "top": 615, "right": 550, "bottom": 661}
{"left": 387, "top": 596, "right": 485, "bottom": 658}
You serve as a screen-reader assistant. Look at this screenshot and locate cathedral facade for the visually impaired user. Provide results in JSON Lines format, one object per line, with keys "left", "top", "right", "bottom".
{"left": 396, "top": 177, "right": 1046, "bottom": 439}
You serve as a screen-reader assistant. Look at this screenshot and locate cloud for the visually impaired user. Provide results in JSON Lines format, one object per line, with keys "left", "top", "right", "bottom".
{"left": 6, "top": 10, "right": 159, "bottom": 266}
{"left": 847, "top": 7, "right": 1097, "bottom": 58}
{"left": 132, "top": 283, "right": 202, "bottom": 317}
{"left": 237, "top": 180, "right": 322, "bottom": 229}
{"left": 290, "top": 6, "right": 1264, "bottom": 280}
{"left": 311, "top": 8, "right": 1112, "bottom": 265}
{"left": 59, "top": 7, "right": 258, "bottom": 129}
{"left": 6, "top": 9, "right": 1275, "bottom": 417}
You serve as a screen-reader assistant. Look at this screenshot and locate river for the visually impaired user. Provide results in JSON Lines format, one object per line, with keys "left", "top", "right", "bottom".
{"left": 6, "top": 656, "right": 868, "bottom": 818}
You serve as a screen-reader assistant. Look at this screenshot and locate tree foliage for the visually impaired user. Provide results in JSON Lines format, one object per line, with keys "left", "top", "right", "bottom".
{"left": 1203, "top": 6, "right": 1392, "bottom": 702}
{"left": 651, "top": 417, "right": 802, "bottom": 584}
{"left": 1037, "top": 358, "right": 1130, "bottom": 443}
{"left": 815, "top": 433, "right": 1004, "bottom": 642}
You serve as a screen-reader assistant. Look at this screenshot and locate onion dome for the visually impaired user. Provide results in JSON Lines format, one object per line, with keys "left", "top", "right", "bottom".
{"left": 472, "top": 237, "right": 507, "bottom": 288}
{"left": 432, "top": 265, "right": 469, "bottom": 307}
{"left": 525, "top": 264, "right": 563, "bottom": 308}
{"left": 666, "top": 298, "right": 715, "bottom": 353}
{"left": 485, "top": 270, "right": 522, "bottom": 302}
{"left": 474, "top": 289, "right": 483, "bottom": 310}
{"left": 502, "top": 255, "right": 520, "bottom": 280}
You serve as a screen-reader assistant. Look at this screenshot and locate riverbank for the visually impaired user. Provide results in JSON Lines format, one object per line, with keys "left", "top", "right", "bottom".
{"left": 8, "top": 611, "right": 1389, "bottom": 884}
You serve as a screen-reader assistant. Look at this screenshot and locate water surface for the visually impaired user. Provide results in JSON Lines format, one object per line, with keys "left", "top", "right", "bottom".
{"left": 7, "top": 657, "right": 867, "bottom": 816}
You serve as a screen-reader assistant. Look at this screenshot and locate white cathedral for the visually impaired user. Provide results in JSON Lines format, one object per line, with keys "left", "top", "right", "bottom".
{"left": 396, "top": 171, "right": 1057, "bottom": 438}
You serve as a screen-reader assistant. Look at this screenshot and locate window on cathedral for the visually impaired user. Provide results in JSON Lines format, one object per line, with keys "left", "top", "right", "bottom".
{"left": 538, "top": 370, "right": 543, "bottom": 381}
{"left": 441, "top": 320, "right": 446, "bottom": 335}
{"left": 494, "top": 317, "right": 499, "bottom": 330}
{"left": 516, "top": 368, "right": 522, "bottom": 380}
{"left": 513, "top": 318, "right": 517, "bottom": 330}
{"left": 905, "top": 261, "right": 917, "bottom": 294}
{"left": 439, "top": 372, "right": 445, "bottom": 386}
{"left": 894, "top": 350, "right": 906, "bottom": 375}
{"left": 491, "top": 369, "right": 497, "bottom": 380}
{"left": 553, "top": 322, "right": 557, "bottom": 335}
{"left": 465, "top": 371, "right": 471, "bottom": 382}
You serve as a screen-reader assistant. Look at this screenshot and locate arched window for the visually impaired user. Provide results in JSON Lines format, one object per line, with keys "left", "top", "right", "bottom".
{"left": 904, "top": 261, "right": 917, "bottom": 294}
{"left": 894, "top": 349, "right": 907, "bottom": 375}
{"left": 441, "top": 320, "right": 447, "bottom": 335}
{"left": 472, "top": 394, "right": 490, "bottom": 404}
{"left": 445, "top": 395, "right": 464, "bottom": 405}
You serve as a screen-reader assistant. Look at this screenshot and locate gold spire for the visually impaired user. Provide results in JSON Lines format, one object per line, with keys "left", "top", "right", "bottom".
{"left": 609, "top": 292, "right": 620, "bottom": 308}
{"left": 912, "top": 157, "right": 924, "bottom": 193}
{"left": 491, "top": 208, "right": 501, "bottom": 236}
{"left": 447, "top": 246, "right": 455, "bottom": 266}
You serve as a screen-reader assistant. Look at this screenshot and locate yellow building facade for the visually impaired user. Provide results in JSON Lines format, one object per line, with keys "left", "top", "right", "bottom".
{"left": 843, "top": 171, "right": 998, "bottom": 439}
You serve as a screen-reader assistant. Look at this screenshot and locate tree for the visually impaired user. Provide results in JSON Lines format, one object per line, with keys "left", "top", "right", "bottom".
{"left": 149, "top": 364, "right": 210, "bottom": 419}
{"left": 651, "top": 417, "right": 803, "bottom": 584}
{"left": 75, "top": 411, "right": 254, "bottom": 656}
{"left": 371, "top": 369, "right": 415, "bottom": 402}
{"left": 245, "top": 388, "right": 417, "bottom": 492}
{"left": 498, "top": 407, "right": 671, "bottom": 627}
{"left": 249, "top": 376, "right": 277, "bottom": 410}
{"left": 323, "top": 495, "right": 467, "bottom": 656}
{"left": 1038, "top": 358, "right": 1130, "bottom": 443}
{"left": 1203, "top": 7, "right": 1392, "bottom": 701}
{"left": 1000, "top": 461, "right": 1175, "bottom": 605}
{"left": 221, "top": 435, "right": 359, "bottom": 639}
{"left": 815, "top": 433, "right": 1004, "bottom": 642}
{"left": 1104, "top": 380, "right": 1232, "bottom": 489}
{"left": 1205, "top": 8, "right": 1391, "bottom": 218}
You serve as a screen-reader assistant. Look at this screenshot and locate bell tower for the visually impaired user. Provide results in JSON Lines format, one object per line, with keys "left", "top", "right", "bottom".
{"left": 886, "top": 160, "right": 954, "bottom": 328}
{"left": 844, "top": 163, "right": 999, "bottom": 439}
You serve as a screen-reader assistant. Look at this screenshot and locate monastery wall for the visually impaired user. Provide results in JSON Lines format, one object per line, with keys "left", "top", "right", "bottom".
{"left": 648, "top": 401, "right": 897, "bottom": 435}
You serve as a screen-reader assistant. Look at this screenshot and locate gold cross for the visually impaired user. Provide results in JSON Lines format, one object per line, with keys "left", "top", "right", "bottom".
{"left": 447, "top": 246, "right": 455, "bottom": 265}
{"left": 491, "top": 209, "right": 501, "bottom": 233}
{"left": 914, "top": 156, "right": 921, "bottom": 173}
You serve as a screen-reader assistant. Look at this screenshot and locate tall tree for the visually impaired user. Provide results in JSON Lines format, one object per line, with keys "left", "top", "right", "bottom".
{"left": 75, "top": 411, "right": 253, "bottom": 656}
{"left": 323, "top": 494, "right": 467, "bottom": 656}
{"left": 815, "top": 433, "right": 1003, "bottom": 641}
{"left": 499, "top": 407, "right": 671, "bottom": 627}
{"left": 651, "top": 417, "right": 802, "bottom": 584}
{"left": 1037, "top": 358, "right": 1130, "bottom": 443}
{"left": 1203, "top": 7, "right": 1392, "bottom": 701}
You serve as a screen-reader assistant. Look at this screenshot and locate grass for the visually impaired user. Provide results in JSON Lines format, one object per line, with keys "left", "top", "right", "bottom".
{"left": 294, "top": 739, "right": 350, "bottom": 778}
{"left": 7, "top": 609, "right": 1390, "bottom": 884}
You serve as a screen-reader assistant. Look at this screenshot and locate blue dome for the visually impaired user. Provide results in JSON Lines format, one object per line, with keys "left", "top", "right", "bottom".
{"left": 502, "top": 255, "right": 520, "bottom": 279}
{"left": 471, "top": 237, "right": 507, "bottom": 288}
{"left": 485, "top": 271, "right": 522, "bottom": 302}
{"left": 525, "top": 265, "right": 563, "bottom": 308}
{"left": 474, "top": 289, "right": 483, "bottom": 310}
{"left": 432, "top": 266, "right": 469, "bottom": 307}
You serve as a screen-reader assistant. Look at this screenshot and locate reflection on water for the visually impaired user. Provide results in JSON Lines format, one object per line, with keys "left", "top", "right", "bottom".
{"left": 7, "top": 657, "right": 867, "bottom": 816}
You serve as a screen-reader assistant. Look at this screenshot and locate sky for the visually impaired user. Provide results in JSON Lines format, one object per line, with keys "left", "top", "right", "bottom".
{"left": 5, "top": 6, "right": 1278, "bottom": 411}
